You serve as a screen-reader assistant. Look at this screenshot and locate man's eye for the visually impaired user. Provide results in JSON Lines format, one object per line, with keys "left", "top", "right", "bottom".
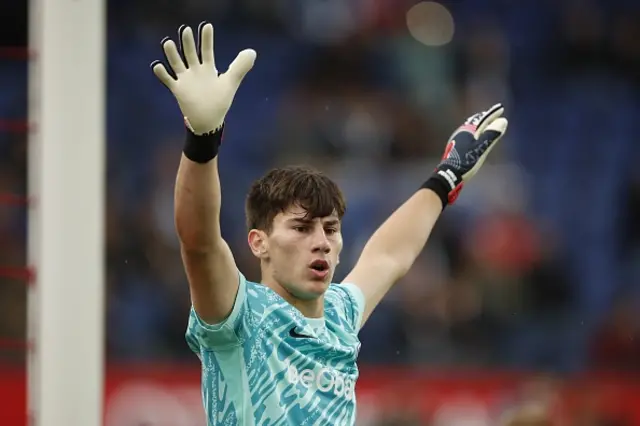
{"left": 294, "top": 226, "right": 308, "bottom": 233}
{"left": 325, "top": 228, "right": 338, "bottom": 235}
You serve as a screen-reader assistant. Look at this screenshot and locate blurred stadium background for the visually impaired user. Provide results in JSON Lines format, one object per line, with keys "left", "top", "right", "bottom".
{"left": 1, "top": 0, "right": 640, "bottom": 424}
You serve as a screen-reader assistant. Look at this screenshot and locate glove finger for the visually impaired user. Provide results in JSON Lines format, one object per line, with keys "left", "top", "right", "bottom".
{"left": 151, "top": 61, "right": 175, "bottom": 89}
{"left": 463, "top": 118, "right": 509, "bottom": 181}
{"left": 162, "top": 38, "right": 187, "bottom": 75}
{"left": 474, "top": 103, "right": 504, "bottom": 136}
{"left": 199, "top": 22, "right": 216, "bottom": 70}
{"left": 483, "top": 116, "right": 508, "bottom": 140}
{"left": 454, "top": 103, "right": 503, "bottom": 139}
{"left": 180, "top": 26, "right": 200, "bottom": 68}
{"left": 225, "top": 49, "right": 257, "bottom": 87}
{"left": 476, "top": 117, "right": 508, "bottom": 154}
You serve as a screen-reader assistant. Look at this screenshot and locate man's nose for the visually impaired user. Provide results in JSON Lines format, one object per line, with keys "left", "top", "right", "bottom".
{"left": 311, "top": 229, "right": 331, "bottom": 253}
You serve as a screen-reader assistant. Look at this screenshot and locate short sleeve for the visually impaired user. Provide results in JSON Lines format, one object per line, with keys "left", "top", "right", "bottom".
{"left": 327, "top": 283, "right": 366, "bottom": 332}
{"left": 186, "top": 271, "right": 255, "bottom": 351}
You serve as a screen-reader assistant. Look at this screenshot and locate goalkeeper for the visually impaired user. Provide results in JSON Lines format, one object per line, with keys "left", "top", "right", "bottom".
{"left": 151, "top": 22, "right": 508, "bottom": 426}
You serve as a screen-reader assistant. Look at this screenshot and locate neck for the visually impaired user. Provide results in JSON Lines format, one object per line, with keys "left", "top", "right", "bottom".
{"left": 261, "top": 276, "right": 324, "bottom": 318}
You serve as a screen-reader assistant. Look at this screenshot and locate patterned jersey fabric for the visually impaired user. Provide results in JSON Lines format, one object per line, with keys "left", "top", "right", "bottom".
{"left": 186, "top": 271, "right": 365, "bottom": 425}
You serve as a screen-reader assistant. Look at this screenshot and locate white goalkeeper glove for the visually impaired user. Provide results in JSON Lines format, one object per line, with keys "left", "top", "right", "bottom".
{"left": 422, "top": 103, "right": 509, "bottom": 207}
{"left": 150, "top": 22, "right": 256, "bottom": 135}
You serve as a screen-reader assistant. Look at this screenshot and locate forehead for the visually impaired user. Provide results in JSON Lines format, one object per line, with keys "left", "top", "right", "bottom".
{"left": 275, "top": 205, "right": 340, "bottom": 224}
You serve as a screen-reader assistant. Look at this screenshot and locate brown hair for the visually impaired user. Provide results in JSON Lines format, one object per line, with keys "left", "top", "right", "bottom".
{"left": 245, "top": 165, "right": 346, "bottom": 232}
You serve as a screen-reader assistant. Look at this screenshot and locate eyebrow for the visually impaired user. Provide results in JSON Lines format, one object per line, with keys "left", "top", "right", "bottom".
{"left": 287, "top": 218, "right": 340, "bottom": 227}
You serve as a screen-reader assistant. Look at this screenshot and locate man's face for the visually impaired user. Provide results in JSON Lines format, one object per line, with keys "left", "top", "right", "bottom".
{"left": 256, "top": 205, "right": 343, "bottom": 300}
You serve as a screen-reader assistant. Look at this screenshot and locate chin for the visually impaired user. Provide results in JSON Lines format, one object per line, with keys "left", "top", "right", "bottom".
{"left": 290, "top": 278, "right": 331, "bottom": 300}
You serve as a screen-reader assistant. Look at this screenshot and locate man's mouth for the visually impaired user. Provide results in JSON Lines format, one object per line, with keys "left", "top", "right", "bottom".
{"left": 309, "top": 259, "right": 329, "bottom": 272}
{"left": 308, "top": 260, "right": 330, "bottom": 279}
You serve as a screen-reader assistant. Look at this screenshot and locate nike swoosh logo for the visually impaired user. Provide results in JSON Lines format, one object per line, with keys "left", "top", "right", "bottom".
{"left": 289, "top": 327, "right": 312, "bottom": 339}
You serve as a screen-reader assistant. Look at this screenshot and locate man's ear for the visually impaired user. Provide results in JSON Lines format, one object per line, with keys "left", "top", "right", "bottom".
{"left": 247, "top": 229, "right": 268, "bottom": 259}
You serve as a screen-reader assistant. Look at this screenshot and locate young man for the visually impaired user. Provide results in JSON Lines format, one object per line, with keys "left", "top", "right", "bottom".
{"left": 151, "top": 22, "right": 508, "bottom": 425}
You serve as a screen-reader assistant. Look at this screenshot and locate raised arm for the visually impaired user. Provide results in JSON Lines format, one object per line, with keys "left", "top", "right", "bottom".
{"left": 343, "top": 104, "right": 509, "bottom": 326}
{"left": 151, "top": 23, "right": 256, "bottom": 324}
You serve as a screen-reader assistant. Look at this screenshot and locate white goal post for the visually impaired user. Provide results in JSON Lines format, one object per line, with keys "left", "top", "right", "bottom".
{"left": 27, "top": 0, "right": 106, "bottom": 424}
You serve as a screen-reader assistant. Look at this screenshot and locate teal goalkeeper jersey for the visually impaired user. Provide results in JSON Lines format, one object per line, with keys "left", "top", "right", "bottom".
{"left": 185, "top": 271, "right": 366, "bottom": 426}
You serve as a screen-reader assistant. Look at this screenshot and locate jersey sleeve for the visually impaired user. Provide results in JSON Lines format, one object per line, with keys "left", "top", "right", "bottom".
{"left": 328, "top": 283, "right": 366, "bottom": 333}
{"left": 186, "top": 271, "right": 262, "bottom": 352}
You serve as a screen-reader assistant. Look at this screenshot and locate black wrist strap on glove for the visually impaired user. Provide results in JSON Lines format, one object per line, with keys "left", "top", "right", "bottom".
{"left": 183, "top": 123, "right": 224, "bottom": 163}
{"left": 420, "top": 175, "right": 449, "bottom": 210}
{"left": 422, "top": 164, "right": 465, "bottom": 211}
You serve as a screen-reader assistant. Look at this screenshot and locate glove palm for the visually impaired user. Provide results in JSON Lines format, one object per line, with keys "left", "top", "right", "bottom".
{"left": 151, "top": 23, "right": 256, "bottom": 135}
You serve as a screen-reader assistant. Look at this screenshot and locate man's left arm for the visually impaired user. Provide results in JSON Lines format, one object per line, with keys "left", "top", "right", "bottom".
{"left": 342, "top": 104, "right": 509, "bottom": 327}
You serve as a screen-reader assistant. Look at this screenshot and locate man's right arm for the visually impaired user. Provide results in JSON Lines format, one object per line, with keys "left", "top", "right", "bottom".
{"left": 175, "top": 155, "right": 238, "bottom": 325}
{"left": 150, "top": 22, "right": 256, "bottom": 325}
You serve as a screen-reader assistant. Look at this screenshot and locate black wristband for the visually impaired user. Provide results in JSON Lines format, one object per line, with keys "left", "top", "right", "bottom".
{"left": 420, "top": 174, "right": 450, "bottom": 210}
{"left": 183, "top": 124, "right": 224, "bottom": 164}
